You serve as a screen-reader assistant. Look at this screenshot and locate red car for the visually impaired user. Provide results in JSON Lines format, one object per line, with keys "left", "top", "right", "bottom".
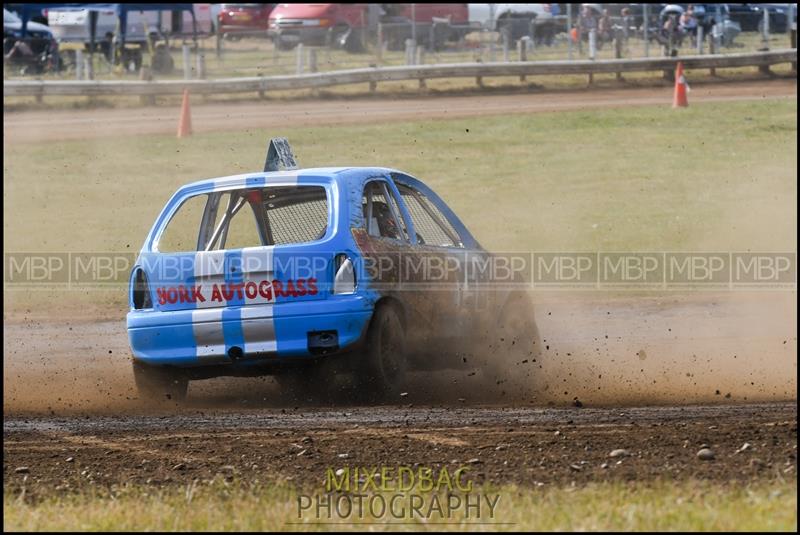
{"left": 268, "top": 3, "right": 469, "bottom": 51}
{"left": 217, "top": 3, "right": 275, "bottom": 38}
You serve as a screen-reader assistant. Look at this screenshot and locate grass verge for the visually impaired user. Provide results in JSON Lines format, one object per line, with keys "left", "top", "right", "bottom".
{"left": 3, "top": 98, "right": 796, "bottom": 317}
{"left": 3, "top": 478, "right": 796, "bottom": 531}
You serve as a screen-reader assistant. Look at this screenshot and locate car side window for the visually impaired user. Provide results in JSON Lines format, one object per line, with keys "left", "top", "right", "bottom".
{"left": 361, "top": 181, "right": 408, "bottom": 242}
{"left": 396, "top": 184, "right": 463, "bottom": 248}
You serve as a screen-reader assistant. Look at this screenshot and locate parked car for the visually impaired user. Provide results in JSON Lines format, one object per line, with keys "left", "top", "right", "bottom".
{"left": 46, "top": 4, "right": 214, "bottom": 71}
{"left": 268, "top": 3, "right": 471, "bottom": 52}
{"left": 468, "top": 3, "right": 565, "bottom": 43}
{"left": 727, "top": 3, "right": 791, "bottom": 33}
{"left": 684, "top": 4, "right": 742, "bottom": 46}
{"left": 217, "top": 3, "right": 276, "bottom": 38}
{"left": 47, "top": 4, "right": 214, "bottom": 48}
{"left": 4, "top": 4, "right": 48, "bottom": 25}
{"left": 3, "top": 8, "right": 60, "bottom": 74}
{"left": 127, "top": 139, "right": 540, "bottom": 402}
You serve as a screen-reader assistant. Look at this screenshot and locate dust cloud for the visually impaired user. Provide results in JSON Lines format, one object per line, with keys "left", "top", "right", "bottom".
{"left": 3, "top": 289, "right": 796, "bottom": 415}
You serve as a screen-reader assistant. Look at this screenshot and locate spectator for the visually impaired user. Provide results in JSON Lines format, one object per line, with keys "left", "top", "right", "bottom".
{"left": 662, "top": 13, "right": 682, "bottom": 55}
{"left": 579, "top": 5, "right": 598, "bottom": 33}
{"left": 621, "top": 7, "right": 632, "bottom": 41}
{"left": 679, "top": 9, "right": 698, "bottom": 34}
{"left": 4, "top": 38, "right": 34, "bottom": 62}
{"left": 577, "top": 5, "right": 598, "bottom": 53}
{"left": 598, "top": 9, "right": 613, "bottom": 43}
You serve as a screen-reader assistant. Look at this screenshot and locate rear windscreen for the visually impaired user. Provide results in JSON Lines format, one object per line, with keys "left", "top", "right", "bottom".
{"left": 157, "top": 185, "right": 328, "bottom": 252}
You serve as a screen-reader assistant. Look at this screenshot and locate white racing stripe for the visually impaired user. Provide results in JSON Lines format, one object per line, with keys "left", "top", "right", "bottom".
{"left": 192, "top": 308, "right": 225, "bottom": 359}
{"left": 188, "top": 174, "right": 300, "bottom": 358}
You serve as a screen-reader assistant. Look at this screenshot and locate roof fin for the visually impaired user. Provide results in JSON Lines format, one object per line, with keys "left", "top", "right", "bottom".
{"left": 263, "top": 137, "right": 298, "bottom": 172}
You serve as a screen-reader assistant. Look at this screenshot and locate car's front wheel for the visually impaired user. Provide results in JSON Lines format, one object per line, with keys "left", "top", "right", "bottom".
{"left": 472, "top": 292, "right": 541, "bottom": 396}
{"left": 355, "top": 304, "right": 407, "bottom": 401}
{"left": 132, "top": 360, "right": 188, "bottom": 403}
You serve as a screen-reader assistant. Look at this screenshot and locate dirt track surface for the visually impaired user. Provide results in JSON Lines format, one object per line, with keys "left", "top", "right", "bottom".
{"left": 4, "top": 79, "right": 796, "bottom": 144}
{"left": 3, "top": 403, "right": 797, "bottom": 497}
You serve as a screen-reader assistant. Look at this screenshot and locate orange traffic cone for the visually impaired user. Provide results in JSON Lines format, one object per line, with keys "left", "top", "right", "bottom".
{"left": 177, "top": 89, "right": 192, "bottom": 138}
{"left": 673, "top": 62, "right": 689, "bottom": 108}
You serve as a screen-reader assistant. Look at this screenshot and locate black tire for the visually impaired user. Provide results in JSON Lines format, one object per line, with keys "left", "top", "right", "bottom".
{"left": 151, "top": 46, "right": 174, "bottom": 74}
{"left": 274, "top": 36, "right": 297, "bottom": 50}
{"left": 132, "top": 360, "right": 188, "bottom": 402}
{"left": 355, "top": 304, "right": 407, "bottom": 401}
{"left": 475, "top": 292, "right": 541, "bottom": 396}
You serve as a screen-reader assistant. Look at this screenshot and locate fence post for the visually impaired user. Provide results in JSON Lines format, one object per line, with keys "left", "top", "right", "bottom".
{"left": 529, "top": 18, "right": 536, "bottom": 53}
{"left": 696, "top": 25, "right": 704, "bottom": 54}
{"left": 614, "top": 32, "right": 623, "bottom": 81}
{"left": 415, "top": 45, "right": 425, "bottom": 66}
{"left": 139, "top": 65, "right": 154, "bottom": 105}
{"left": 416, "top": 46, "right": 426, "bottom": 90}
{"left": 476, "top": 58, "right": 484, "bottom": 87}
{"left": 196, "top": 51, "right": 206, "bottom": 79}
{"left": 405, "top": 38, "right": 416, "bottom": 65}
{"left": 369, "top": 63, "right": 378, "bottom": 93}
{"left": 518, "top": 37, "right": 528, "bottom": 82}
{"left": 643, "top": 4, "right": 650, "bottom": 57}
{"left": 182, "top": 44, "right": 191, "bottom": 80}
{"left": 709, "top": 36, "right": 717, "bottom": 75}
{"left": 790, "top": 4, "right": 797, "bottom": 71}
{"left": 85, "top": 56, "right": 94, "bottom": 80}
{"left": 587, "top": 28, "right": 596, "bottom": 85}
{"left": 502, "top": 28, "right": 510, "bottom": 62}
{"left": 759, "top": 8, "right": 772, "bottom": 73}
{"left": 567, "top": 3, "right": 573, "bottom": 60}
{"left": 376, "top": 23, "right": 383, "bottom": 65}
{"left": 309, "top": 48, "right": 318, "bottom": 73}
{"left": 517, "top": 37, "right": 527, "bottom": 63}
{"left": 296, "top": 43, "right": 304, "bottom": 74}
{"left": 75, "top": 49, "right": 84, "bottom": 80}
{"left": 216, "top": 31, "right": 222, "bottom": 61}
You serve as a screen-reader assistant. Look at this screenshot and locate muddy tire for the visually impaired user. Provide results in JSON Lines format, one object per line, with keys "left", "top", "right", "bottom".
{"left": 355, "top": 304, "right": 407, "bottom": 401}
{"left": 477, "top": 292, "right": 541, "bottom": 395}
{"left": 132, "top": 361, "right": 188, "bottom": 403}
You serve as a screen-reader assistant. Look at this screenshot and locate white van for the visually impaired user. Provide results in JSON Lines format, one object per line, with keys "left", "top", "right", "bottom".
{"left": 47, "top": 4, "right": 214, "bottom": 46}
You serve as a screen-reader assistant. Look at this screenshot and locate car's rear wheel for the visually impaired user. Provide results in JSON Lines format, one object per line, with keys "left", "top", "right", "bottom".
{"left": 355, "top": 304, "right": 407, "bottom": 401}
{"left": 132, "top": 360, "right": 188, "bottom": 403}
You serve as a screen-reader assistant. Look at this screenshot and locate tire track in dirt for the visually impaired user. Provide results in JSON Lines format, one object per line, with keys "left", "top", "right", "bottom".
{"left": 3, "top": 403, "right": 796, "bottom": 494}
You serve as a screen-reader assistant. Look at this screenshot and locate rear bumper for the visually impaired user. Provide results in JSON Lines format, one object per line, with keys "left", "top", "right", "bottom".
{"left": 127, "top": 295, "right": 373, "bottom": 368}
{"left": 219, "top": 24, "right": 269, "bottom": 35}
{"left": 268, "top": 27, "right": 330, "bottom": 46}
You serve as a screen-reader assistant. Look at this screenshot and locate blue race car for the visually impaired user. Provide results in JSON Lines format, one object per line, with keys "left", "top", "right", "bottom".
{"left": 127, "top": 139, "right": 540, "bottom": 402}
